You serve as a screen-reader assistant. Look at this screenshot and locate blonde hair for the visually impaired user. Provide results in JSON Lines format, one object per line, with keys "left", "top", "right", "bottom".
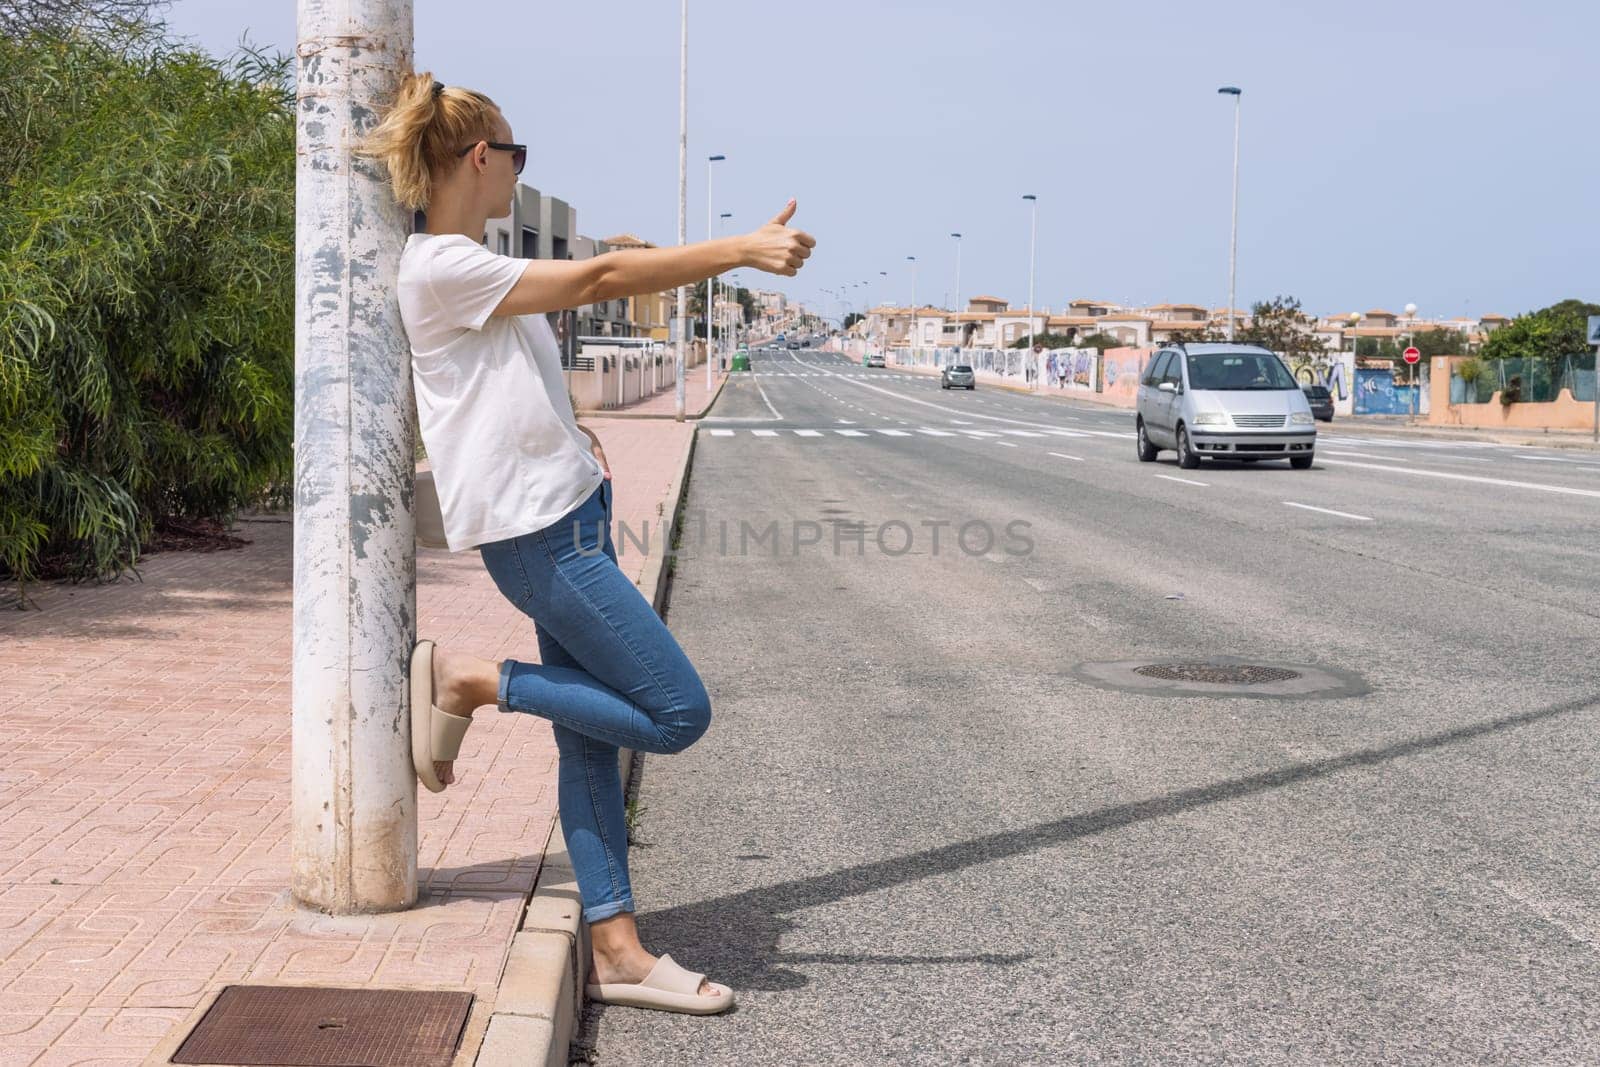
{"left": 359, "top": 71, "right": 503, "bottom": 211}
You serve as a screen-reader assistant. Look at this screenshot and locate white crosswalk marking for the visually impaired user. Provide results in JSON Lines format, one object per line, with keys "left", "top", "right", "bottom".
{"left": 918, "top": 429, "right": 956, "bottom": 436}
{"left": 1001, "top": 430, "right": 1047, "bottom": 437}
{"left": 876, "top": 429, "right": 912, "bottom": 436}
{"left": 963, "top": 430, "right": 1000, "bottom": 437}
{"left": 752, "top": 429, "right": 778, "bottom": 437}
{"left": 835, "top": 429, "right": 868, "bottom": 437}
{"left": 709, "top": 429, "right": 734, "bottom": 436}
{"left": 794, "top": 429, "right": 822, "bottom": 437}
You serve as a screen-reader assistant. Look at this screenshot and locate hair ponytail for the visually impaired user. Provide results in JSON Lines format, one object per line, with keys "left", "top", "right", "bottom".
{"left": 359, "top": 70, "right": 502, "bottom": 211}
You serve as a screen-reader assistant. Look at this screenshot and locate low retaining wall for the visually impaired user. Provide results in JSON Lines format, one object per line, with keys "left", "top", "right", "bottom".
{"left": 1426, "top": 356, "right": 1597, "bottom": 430}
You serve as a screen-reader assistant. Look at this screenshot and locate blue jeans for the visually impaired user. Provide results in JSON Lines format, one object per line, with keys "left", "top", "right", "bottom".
{"left": 477, "top": 478, "right": 712, "bottom": 924}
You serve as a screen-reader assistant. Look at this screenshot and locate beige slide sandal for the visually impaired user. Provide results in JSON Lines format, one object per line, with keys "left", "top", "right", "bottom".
{"left": 409, "top": 639, "right": 472, "bottom": 793}
{"left": 585, "top": 954, "right": 735, "bottom": 1015}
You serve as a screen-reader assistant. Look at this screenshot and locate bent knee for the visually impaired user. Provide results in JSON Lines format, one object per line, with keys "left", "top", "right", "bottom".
{"left": 660, "top": 687, "right": 712, "bottom": 754}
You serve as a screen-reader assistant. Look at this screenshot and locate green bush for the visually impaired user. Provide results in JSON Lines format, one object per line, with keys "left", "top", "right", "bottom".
{"left": 0, "top": 27, "right": 294, "bottom": 594}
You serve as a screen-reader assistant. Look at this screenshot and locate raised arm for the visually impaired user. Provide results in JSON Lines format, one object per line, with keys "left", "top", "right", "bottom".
{"left": 492, "top": 200, "right": 815, "bottom": 319}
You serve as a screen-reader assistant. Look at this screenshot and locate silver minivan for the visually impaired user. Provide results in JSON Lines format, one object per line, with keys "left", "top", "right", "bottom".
{"left": 1135, "top": 343, "right": 1317, "bottom": 469}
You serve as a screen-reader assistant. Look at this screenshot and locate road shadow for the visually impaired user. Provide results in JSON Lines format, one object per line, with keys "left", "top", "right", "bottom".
{"left": 633, "top": 691, "right": 1598, "bottom": 992}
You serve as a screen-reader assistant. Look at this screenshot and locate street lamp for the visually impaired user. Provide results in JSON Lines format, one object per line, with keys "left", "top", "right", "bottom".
{"left": 1218, "top": 86, "right": 1242, "bottom": 342}
{"left": 907, "top": 255, "right": 918, "bottom": 360}
{"left": 1348, "top": 311, "right": 1362, "bottom": 364}
{"left": 878, "top": 270, "right": 888, "bottom": 361}
{"left": 950, "top": 232, "right": 963, "bottom": 350}
{"left": 1023, "top": 195, "right": 1037, "bottom": 385}
{"left": 717, "top": 211, "right": 732, "bottom": 365}
{"left": 704, "top": 154, "right": 724, "bottom": 389}
{"left": 674, "top": 0, "right": 688, "bottom": 419}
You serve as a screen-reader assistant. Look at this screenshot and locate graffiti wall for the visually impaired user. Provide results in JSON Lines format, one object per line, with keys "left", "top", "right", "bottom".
{"left": 1353, "top": 367, "right": 1422, "bottom": 415}
{"left": 1043, "top": 347, "right": 1097, "bottom": 392}
{"left": 1100, "top": 347, "right": 1155, "bottom": 407}
{"left": 1287, "top": 351, "right": 1355, "bottom": 416}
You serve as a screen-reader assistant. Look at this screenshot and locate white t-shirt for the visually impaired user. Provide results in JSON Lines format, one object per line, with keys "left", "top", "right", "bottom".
{"left": 398, "top": 233, "right": 604, "bottom": 552}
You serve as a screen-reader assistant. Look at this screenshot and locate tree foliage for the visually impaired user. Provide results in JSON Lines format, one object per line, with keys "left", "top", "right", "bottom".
{"left": 1479, "top": 299, "right": 1600, "bottom": 365}
{"left": 1073, "top": 332, "right": 1125, "bottom": 352}
{"left": 0, "top": 0, "right": 168, "bottom": 37}
{"left": 1007, "top": 331, "right": 1079, "bottom": 349}
{"left": 0, "top": 27, "right": 295, "bottom": 592}
{"left": 1230, "top": 295, "right": 1325, "bottom": 362}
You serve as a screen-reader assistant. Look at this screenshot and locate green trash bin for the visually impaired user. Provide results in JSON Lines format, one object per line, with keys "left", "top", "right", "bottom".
{"left": 730, "top": 351, "right": 750, "bottom": 372}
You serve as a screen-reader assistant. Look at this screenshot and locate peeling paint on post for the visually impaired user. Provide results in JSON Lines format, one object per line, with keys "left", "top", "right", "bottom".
{"left": 291, "top": 0, "right": 417, "bottom": 914}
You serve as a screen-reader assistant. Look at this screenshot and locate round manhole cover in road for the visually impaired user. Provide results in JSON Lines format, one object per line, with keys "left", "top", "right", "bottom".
{"left": 1071, "top": 657, "right": 1367, "bottom": 701}
{"left": 1134, "top": 663, "right": 1302, "bottom": 685}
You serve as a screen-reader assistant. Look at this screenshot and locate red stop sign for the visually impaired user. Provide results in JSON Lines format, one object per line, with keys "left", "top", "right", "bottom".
{"left": 1403, "top": 347, "right": 1421, "bottom": 364}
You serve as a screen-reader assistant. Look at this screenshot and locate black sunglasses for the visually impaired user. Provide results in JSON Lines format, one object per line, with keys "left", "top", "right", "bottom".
{"left": 456, "top": 140, "right": 527, "bottom": 175}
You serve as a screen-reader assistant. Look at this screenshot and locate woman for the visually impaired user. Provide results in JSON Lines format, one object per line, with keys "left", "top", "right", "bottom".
{"left": 361, "top": 72, "right": 814, "bottom": 1015}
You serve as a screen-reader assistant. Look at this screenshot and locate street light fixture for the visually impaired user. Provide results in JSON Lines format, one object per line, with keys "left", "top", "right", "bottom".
{"left": 1218, "top": 86, "right": 1242, "bottom": 342}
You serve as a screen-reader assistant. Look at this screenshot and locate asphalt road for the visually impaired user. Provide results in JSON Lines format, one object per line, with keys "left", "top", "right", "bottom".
{"left": 581, "top": 347, "right": 1600, "bottom": 1066}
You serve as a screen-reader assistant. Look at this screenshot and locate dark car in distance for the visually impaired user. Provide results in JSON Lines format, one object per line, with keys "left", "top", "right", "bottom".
{"left": 1302, "top": 384, "right": 1334, "bottom": 422}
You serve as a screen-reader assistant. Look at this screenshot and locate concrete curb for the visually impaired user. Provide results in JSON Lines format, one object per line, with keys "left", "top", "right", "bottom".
{"left": 575, "top": 366, "right": 731, "bottom": 420}
{"left": 474, "top": 424, "right": 700, "bottom": 1067}
{"left": 1313, "top": 420, "right": 1600, "bottom": 451}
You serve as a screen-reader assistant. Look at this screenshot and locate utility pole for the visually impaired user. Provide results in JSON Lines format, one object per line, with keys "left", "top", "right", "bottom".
{"left": 704, "top": 154, "right": 723, "bottom": 390}
{"left": 1023, "top": 194, "right": 1037, "bottom": 386}
{"left": 1218, "top": 86, "right": 1242, "bottom": 342}
{"left": 674, "top": 0, "right": 688, "bottom": 420}
{"left": 292, "top": 0, "right": 417, "bottom": 913}
{"left": 951, "top": 232, "right": 963, "bottom": 350}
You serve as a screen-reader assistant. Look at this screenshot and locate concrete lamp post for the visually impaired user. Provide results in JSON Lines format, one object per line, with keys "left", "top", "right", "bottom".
{"left": 950, "top": 232, "right": 963, "bottom": 351}
{"left": 907, "top": 256, "right": 918, "bottom": 363}
{"left": 1218, "top": 86, "right": 1242, "bottom": 342}
{"left": 716, "top": 211, "right": 732, "bottom": 369}
{"left": 292, "top": 0, "right": 418, "bottom": 914}
{"left": 878, "top": 270, "right": 888, "bottom": 361}
{"left": 1022, "top": 194, "right": 1037, "bottom": 388}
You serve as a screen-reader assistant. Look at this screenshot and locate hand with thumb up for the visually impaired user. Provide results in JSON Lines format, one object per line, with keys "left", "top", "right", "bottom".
{"left": 742, "top": 199, "right": 816, "bottom": 277}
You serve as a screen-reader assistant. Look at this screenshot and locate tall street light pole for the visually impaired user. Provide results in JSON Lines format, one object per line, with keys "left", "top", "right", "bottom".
{"left": 1218, "top": 86, "right": 1242, "bottom": 342}
{"left": 704, "top": 154, "right": 724, "bottom": 389}
{"left": 951, "top": 232, "right": 963, "bottom": 350}
{"left": 1023, "top": 194, "right": 1037, "bottom": 383}
{"left": 717, "top": 211, "right": 733, "bottom": 365}
{"left": 878, "top": 270, "right": 888, "bottom": 361}
{"left": 674, "top": 0, "right": 689, "bottom": 420}
{"left": 907, "top": 255, "right": 918, "bottom": 361}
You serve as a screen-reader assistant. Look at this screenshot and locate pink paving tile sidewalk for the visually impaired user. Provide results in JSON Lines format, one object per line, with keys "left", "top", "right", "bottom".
{"left": 0, "top": 418, "right": 694, "bottom": 1066}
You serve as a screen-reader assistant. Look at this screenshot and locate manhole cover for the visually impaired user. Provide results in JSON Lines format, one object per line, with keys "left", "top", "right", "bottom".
{"left": 1070, "top": 657, "right": 1368, "bottom": 701}
{"left": 1133, "top": 663, "right": 1301, "bottom": 685}
{"left": 172, "top": 985, "right": 473, "bottom": 1067}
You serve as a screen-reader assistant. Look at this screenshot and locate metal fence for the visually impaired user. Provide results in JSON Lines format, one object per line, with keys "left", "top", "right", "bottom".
{"left": 1450, "top": 354, "right": 1597, "bottom": 404}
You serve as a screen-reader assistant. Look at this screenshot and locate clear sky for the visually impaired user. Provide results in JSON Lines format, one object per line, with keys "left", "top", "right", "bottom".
{"left": 164, "top": 0, "right": 1597, "bottom": 322}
